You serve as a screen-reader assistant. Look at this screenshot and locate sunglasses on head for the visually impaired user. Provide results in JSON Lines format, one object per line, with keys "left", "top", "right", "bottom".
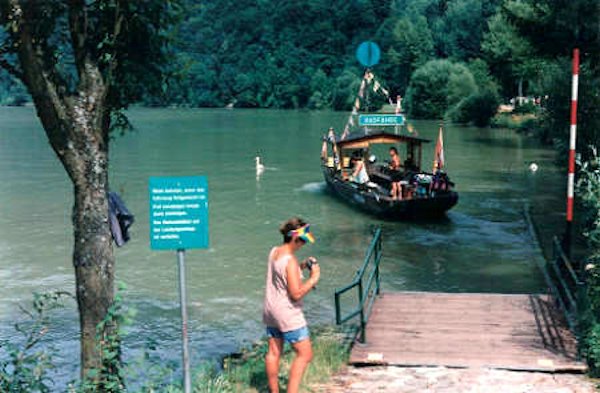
{"left": 287, "top": 224, "right": 315, "bottom": 244}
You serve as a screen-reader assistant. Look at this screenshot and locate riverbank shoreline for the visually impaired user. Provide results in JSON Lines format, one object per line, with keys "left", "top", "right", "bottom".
{"left": 181, "top": 324, "right": 356, "bottom": 392}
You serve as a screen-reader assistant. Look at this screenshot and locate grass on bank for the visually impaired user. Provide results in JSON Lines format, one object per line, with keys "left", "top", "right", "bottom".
{"left": 491, "top": 112, "right": 538, "bottom": 133}
{"left": 160, "top": 325, "right": 356, "bottom": 393}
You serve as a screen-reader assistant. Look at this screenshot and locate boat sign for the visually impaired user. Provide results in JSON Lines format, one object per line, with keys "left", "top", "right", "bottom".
{"left": 359, "top": 114, "right": 405, "bottom": 126}
{"left": 149, "top": 176, "right": 209, "bottom": 250}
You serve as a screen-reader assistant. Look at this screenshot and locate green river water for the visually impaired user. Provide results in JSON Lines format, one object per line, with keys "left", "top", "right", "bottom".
{"left": 0, "top": 107, "right": 566, "bottom": 386}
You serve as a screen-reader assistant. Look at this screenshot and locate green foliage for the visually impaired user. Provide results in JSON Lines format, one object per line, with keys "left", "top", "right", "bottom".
{"left": 214, "top": 325, "right": 353, "bottom": 393}
{"left": 0, "top": 0, "right": 185, "bottom": 117}
{"left": 449, "top": 88, "right": 500, "bottom": 127}
{"left": 0, "top": 0, "right": 595, "bottom": 135}
{"left": 439, "top": 0, "right": 484, "bottom": 60}
{"left": 576, "top": 149, "right": 600, "bottom": 376}
{"left": 377, "top": 16, "right": 434, "bottom": 96}
{"left": 512, "top": 101, "right": 538, "bottom": 115}
{"left": 582, "top": 323, "right": 600, "bottom": 376}
{"left": 76, "top": 283, "right": 135, "bottom": 393}
{"left": 0, "top": 291, "right": 72, "bottom": 393}
{"left": 503, "top": 0, "right": 600, "bottom": 65}
{"left": 331, "top": 69, "right": 362, "bottom": 111}
{"left": 490, "top": 113, "right": 538, "bottom": 133}
{"left": 586, "top": 263, "right": 600, "bottom": 323}
{"left": 405, "top": 59, "right": 477, "bottom": 119}
{"left": 577, "top": 148, "right": 600, "bottom": 250}
{"left": 481, "top": 12, "right": 537, "bottom": 97}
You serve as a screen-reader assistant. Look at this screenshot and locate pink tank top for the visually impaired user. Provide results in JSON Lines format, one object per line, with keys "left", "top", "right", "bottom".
{"left": 262, "top": 247, "right": 307, "bottom": 332}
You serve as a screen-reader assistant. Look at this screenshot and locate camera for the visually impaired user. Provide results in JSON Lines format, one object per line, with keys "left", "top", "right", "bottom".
{"left": 305, "top": 257, "right": 317, "bottom": 270}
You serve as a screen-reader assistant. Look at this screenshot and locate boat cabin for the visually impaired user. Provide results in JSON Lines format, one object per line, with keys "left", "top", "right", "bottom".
{"left": 322, "top": 131, "right": 431, "bottom": 179}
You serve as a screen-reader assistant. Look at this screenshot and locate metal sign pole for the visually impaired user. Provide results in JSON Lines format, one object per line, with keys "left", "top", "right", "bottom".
{"left": 150, "top": 176, "right": 209, "bottom": 393}
{"left": 564, "top": 48, "right": 580, "bottom": 260}
{"left": 177, "top": 248, "right": 192, "bottom": 393}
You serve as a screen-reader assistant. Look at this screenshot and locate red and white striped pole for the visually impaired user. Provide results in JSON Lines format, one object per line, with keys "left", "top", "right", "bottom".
{"left": 564, "top": 48, "right": 580, "bottom": 257}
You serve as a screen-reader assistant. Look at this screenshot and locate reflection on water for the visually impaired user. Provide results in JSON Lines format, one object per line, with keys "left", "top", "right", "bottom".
{"left": 0, "top": 108, "right": 563, "bottom": 387}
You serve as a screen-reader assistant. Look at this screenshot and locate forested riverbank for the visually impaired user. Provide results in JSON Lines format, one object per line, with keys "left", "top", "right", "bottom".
{"left": 1, "top": 1, "right": 598, "bottom": 139}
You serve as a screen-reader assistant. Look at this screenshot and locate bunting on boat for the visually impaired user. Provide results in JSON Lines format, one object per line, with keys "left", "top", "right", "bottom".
{"left": 340, "top": 70, "right": 394, "bottom": 140}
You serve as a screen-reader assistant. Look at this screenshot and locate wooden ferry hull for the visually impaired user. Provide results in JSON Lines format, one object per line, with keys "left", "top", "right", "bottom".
{"left": 322, "top": 167, "right": 458, "bottom": 219}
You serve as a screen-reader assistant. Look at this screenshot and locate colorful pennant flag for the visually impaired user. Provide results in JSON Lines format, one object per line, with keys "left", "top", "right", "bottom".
{"left": 433, "top": 125, "right": 445, "bottom": 172}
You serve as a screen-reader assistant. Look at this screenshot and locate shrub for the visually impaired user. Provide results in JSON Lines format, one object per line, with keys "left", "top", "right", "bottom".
{"left": 448, "top": 88, "right": 500, "bottom": 127}
{"left": 332, "top": 69, "right": 361, "bottom": 111}
{"left": 583, "top": 323, "right": 600, "bottom": 376}
{"left": 0, "top": 292, "right": 71, "bottom": 393}
{"left": 405, "top": 59, "right": 477, "bottom": 119}
{"left": 513, "top": 101, "right": 538, "bottom": 115}
{"left": 576, "top": 147, "right": 600, "bottom": 376}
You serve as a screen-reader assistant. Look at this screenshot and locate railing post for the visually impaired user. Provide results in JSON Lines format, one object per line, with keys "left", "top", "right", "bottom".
{"left": 375, "top": 248, "right": 381, "bottom": 296}
{"left": 335, "top": 293, "right": 341, "bottom": 325}
{"left": 358, "top": 278, "right": 366, "bottom": 343}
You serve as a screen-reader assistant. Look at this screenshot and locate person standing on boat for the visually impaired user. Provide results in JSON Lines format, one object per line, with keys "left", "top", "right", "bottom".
{"left": 350, "top": 156, "right": 370, "bottom": 184}
{"left": 263, "top": 217, "right": 320, "bottom": 393}
{"left": 389, "top": 147, "right": 403, "bottom": 200}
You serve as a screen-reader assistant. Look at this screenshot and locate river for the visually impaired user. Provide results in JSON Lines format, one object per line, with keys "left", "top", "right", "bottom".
{"left": 0, "top": 107, "right": 566, "bottom": 387}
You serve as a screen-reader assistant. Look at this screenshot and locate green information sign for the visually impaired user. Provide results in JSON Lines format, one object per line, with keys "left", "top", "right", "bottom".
{"left": 359, "top": 114, "right": 405, "bottom": 127}
{"left": 149, "top": 176, "right": 209, "bottom": 250}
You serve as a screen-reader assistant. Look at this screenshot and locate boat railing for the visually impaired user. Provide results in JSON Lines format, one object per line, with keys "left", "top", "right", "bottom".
{"left": 548, "top": 236, "right": 585, "bottom": 333}
{"left": 334, "top": 227, "right": 382, "bottom": 343}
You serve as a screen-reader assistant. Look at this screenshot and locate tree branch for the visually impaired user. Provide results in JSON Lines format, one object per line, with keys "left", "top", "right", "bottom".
{"left": 103, "top": 0, "right": 125, "bottom": 94}
{"left": 7, "top": 0, "right": 71, "bottom": 166}
{"left": 0, "top": 51, "right": 23, "bottom": 79}
{"left": 68, "top": 0, "right": 88, "bottom": 77}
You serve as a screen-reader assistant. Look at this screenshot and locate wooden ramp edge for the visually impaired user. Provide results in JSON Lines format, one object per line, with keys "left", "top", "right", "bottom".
{"left": 349, "top": 292, "right": 587, "bottom": 373}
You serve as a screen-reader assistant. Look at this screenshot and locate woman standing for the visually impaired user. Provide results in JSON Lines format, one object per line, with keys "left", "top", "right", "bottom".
{"left": 389, "top": 146, "right": 403, "bottom": 200}
{"left": 263, "top": 217, "right": 321, "bottom": 393}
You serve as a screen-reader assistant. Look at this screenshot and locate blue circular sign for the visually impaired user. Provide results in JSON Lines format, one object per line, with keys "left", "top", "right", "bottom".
{"left": 356, "top": 41, "right": 381, "bottom": 67}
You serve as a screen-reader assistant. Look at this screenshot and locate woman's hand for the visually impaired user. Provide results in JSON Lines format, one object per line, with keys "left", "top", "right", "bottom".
{"left": 301, "top": 257, "right": 317, "bottom": 270}
{"left": 287, "top": 256, "right": 320, "bottom": 301}
{"left": 308, "top": 261, "right": 320, "bottom": 286}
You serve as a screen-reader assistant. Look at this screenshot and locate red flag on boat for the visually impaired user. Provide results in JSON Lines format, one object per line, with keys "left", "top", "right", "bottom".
{"left": 433, "top": 125, "right": 444, "bottom": 172}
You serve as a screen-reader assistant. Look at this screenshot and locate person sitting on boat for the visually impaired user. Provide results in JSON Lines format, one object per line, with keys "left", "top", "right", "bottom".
{"left": 388, "top": 147, "right": 403, "bottom": 200}
{"left": 350, "top": 156, "right": 370, "bottom": 184}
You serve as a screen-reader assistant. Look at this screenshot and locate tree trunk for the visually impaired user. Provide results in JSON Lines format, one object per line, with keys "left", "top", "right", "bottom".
{"left": 31, "top": 81, "right": 114, "bottom": 381}
{"left": 32, "top": 91, "right": 115, "bottom": 381}
{"left": 70, "top": 134, "right": 114, "bottom": 380}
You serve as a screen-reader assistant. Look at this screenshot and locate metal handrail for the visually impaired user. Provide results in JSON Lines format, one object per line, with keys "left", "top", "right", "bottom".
{"left": 523, "top": 204, "right": 584, "bottom": 334}
{"left": 549, "top": 236, "right": 584, "bottom": 332}
{"left": 334, "top": 227, "right": 382, "bottom": 343}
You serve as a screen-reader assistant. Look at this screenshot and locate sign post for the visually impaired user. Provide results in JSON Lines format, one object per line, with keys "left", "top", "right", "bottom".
{"left": 356, "top": 41, "right": 381, "bottom": 68}
{"left": 564, "top": 48, "right": 579, "bottom": 260}
{"left": 149, "top": 176, "right": 209, "bottom": 393}
{"left": 176, "top": 248, "right": 190, "bottom": 392}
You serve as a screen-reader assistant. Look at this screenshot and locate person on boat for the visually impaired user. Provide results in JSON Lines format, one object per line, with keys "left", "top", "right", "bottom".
{"left": 263, "top": 217, "right": 320, "bottom": 393}
{"left": 350, "top": 156, "right": 370, "bottom": 184}
{"left": 389, "top": 147, "right": 403, "bottom": 200}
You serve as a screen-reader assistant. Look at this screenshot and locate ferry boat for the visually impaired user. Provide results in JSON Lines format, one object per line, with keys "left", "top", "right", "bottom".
{"left": 320, "top": 69, "right": 458, "bottom": 219}
{"left": 321, "top": 129, "right": 458, "bottom": 219}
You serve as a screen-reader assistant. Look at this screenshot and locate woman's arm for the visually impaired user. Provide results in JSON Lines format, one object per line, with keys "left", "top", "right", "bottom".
{"left": 286, "top": 256, "right": 320, "bottom": 302}
{"left": 352, "top": 161, "right": 363, "bottom": 177}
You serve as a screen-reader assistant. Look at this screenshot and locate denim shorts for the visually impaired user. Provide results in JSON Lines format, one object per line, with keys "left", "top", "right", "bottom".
{"left": 266, "top": 326, "right": 310, "bottom": 344}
